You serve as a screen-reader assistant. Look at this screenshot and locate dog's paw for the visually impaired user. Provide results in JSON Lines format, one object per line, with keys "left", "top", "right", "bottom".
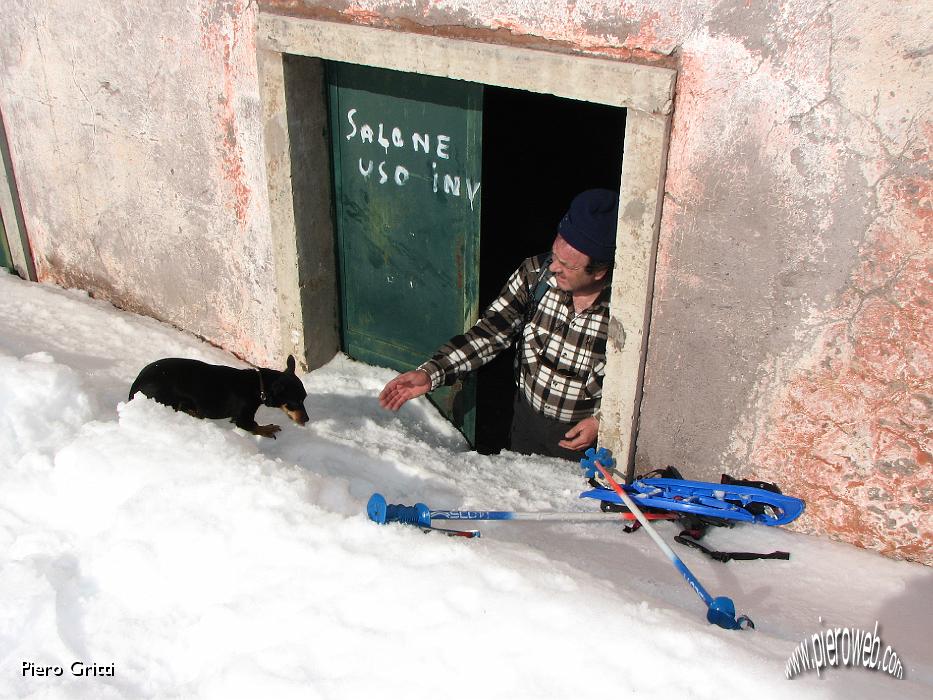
{"left": 255, "top": 424, "right": 282, "bottom": 439}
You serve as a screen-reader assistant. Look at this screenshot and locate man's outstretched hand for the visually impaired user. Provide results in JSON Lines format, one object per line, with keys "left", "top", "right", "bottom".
{"left": 559, "top": 416, "right": 599, "bottom": 451}
{"left": 379, "top": 369, "right": 432, "bottom": 411}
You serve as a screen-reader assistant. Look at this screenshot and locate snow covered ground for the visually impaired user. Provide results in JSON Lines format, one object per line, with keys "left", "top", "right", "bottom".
{"left": 1, "top": 271, "right": 930, "bottom": 700}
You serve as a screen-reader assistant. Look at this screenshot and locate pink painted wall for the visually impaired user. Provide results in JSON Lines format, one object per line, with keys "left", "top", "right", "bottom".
{"left": 0, "top": 1, "right": 279, "bottom": 366}
{"left": 0, "top": 1, "right": 928, "bottom": 562}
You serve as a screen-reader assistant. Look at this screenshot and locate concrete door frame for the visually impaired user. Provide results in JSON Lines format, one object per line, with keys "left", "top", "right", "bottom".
{"left": 0, "top": 109, "right": 36, "bottom": 281}
{"left": 256, "top": 13, "right": 675, "bottom": 471}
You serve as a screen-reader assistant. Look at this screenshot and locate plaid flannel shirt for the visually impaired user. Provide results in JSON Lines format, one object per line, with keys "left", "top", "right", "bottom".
{"left": 419, "top": 254, "right": 611, "bottom": 424}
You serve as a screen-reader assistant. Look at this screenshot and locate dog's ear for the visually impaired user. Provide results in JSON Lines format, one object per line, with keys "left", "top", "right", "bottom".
{"left": 286, "top": 355, "right": 296, "bottom": 374}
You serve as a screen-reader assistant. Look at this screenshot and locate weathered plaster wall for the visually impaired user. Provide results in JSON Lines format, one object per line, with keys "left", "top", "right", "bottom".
{"left": 0, "top": 0, "right": 928, "bottom": 561}
{"left": 685, "top": 3, "right": 931, "bottom": 565}
{"left": 0, "top": 1, "right": 279, "bottom": 365}
{"left": 646, "top": 1, "right": 931, "bottom": 564}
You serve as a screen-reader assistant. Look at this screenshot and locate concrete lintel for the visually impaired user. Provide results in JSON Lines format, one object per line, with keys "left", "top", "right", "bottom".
{"left": 258, "top": 14, "right": 676, "bottom": 115}
{"left": 600, "top": 109, "right": 671, "bottom": 475}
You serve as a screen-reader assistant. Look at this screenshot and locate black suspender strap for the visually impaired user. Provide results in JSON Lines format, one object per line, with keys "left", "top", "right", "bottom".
{"left": 523, "top": 253, "right": 553, "bottom": 325}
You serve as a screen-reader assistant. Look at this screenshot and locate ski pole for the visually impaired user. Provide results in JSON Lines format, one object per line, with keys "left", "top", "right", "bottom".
{"left": 366, "top": 493, "right": 675, "bottom": 527}
{"left": 582, "top": 448, "right": 754, "bottom": 631}
{"left": 429, "top": 509, "right": 674, "bottom": 522}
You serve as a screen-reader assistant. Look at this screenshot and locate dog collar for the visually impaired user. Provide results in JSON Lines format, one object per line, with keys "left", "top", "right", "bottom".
{"left": 257, "top": 369, "right": 267, "bottom": 402}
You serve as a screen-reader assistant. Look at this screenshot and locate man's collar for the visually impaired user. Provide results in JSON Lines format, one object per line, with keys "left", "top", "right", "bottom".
{"left": 588, "top": 286, "right": 611, "bottom": 312}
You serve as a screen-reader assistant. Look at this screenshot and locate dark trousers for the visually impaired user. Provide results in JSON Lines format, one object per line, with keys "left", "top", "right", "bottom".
{"left": 508, "top": 392, "right": 592, "bottom": 463}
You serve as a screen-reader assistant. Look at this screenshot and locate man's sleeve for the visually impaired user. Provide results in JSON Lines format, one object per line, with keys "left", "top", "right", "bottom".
{"left": 418, "top": 260, "right": 533, "bottom": 389}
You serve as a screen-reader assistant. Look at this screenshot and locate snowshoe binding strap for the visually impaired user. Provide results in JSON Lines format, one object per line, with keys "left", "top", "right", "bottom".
{"left": 674, "top": 531, "right": 790, "bottom": 563}
{"left": 721, "top": 473, "right": 782, "bottom": 493}
{"left": 636, "top": 465, "right": 684, "bottom": 480}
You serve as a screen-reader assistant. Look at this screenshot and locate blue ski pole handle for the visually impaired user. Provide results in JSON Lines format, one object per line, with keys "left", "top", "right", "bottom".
{"left": 367, "top": 493, "right": 431, "bottom": 526}
{"left": 367, "top": 495, "right": 480, "bottom": 537}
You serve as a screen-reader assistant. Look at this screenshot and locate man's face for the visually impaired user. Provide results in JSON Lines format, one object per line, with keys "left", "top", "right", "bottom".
{"left": 549, "top": 235, "right": 607, "bottom": 293}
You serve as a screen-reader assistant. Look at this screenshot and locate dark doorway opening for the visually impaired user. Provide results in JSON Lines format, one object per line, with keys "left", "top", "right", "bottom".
{"left": 474, "top": 87, "right": 626, "bottom": 455}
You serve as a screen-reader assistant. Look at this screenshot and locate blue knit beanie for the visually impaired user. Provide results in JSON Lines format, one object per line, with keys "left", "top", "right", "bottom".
{"left": 557, "top": 189, "right": 619, "bottom": 263}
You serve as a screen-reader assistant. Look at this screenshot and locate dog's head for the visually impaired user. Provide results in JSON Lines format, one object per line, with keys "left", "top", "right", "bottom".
{"left": 264, "top": 355, "right": 309, "bottom": 426}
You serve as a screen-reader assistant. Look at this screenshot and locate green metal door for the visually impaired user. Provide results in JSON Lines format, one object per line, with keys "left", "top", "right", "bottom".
{"left": 327, "top": 62, "right": 483, "bottom": 443}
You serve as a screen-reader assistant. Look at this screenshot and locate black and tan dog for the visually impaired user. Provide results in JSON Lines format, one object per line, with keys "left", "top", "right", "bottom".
{"left": 129, "top": 355, "right": 309, "bottom": 438}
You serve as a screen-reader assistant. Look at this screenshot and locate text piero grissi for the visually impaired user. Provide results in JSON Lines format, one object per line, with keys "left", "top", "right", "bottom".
{"left": 22, "top": 661, "right": 115, "bottom": 678}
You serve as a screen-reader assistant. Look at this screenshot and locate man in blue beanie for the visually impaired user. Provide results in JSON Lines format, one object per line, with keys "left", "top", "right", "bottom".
{"left": 380, "top": 189, "right": 619, "bottom": 461}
